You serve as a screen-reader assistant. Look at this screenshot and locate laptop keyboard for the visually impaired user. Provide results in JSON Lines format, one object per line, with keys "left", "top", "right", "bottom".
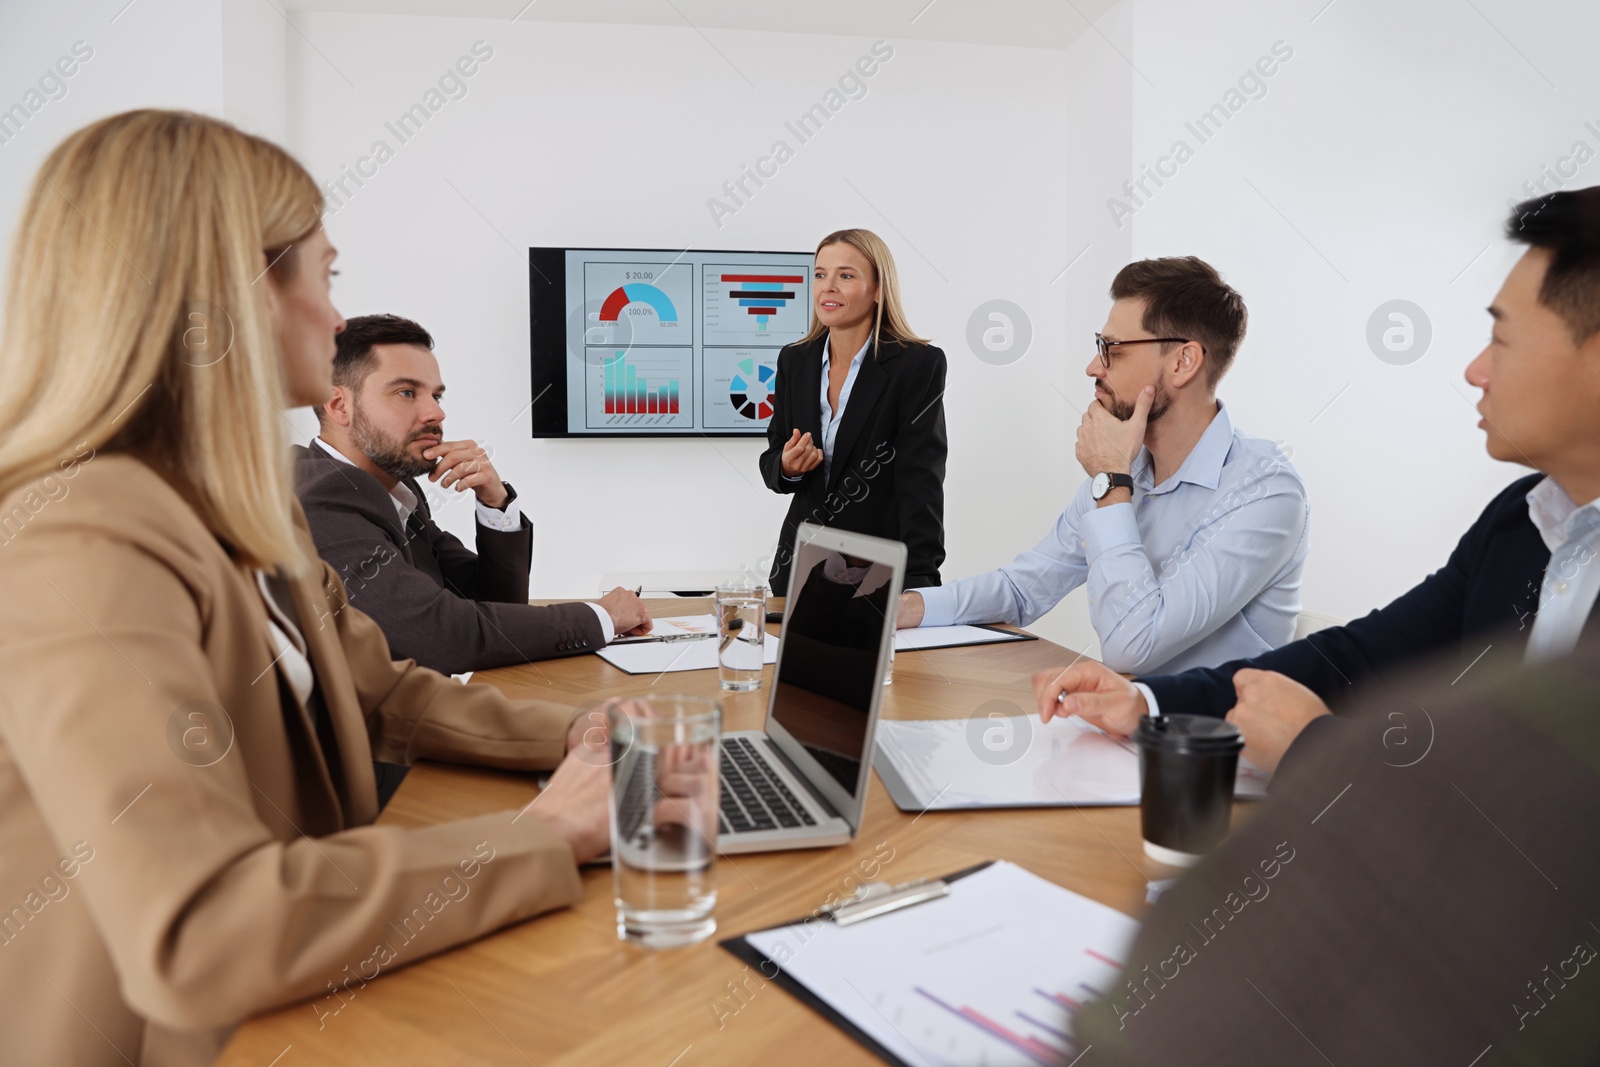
{"left": 719, "top": 736, "right": 817, "bottom": 835}
{"left": 614, "top": 750, "right": 656, "bottom": 845}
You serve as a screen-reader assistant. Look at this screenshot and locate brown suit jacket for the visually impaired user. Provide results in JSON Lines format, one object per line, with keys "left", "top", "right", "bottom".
{"left": 0, "top": 456, "right": 587, "bottom": 1066}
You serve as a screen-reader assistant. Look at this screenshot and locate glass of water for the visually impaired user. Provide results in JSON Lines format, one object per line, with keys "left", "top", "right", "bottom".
{"left": 715, "top": 582, "right": 766, "bottom": 692}
{"left": 605, "top": 695, "right": 721, "bottom": 948}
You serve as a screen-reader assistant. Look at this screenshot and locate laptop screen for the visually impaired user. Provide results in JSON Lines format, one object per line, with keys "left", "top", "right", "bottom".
{"left": 770, "top": 538, "right": 896, "bottom": 798}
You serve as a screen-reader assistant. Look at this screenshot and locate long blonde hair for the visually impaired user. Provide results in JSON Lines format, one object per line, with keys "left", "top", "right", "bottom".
{"left": 0, "top": 110, "right": 323, "bottom": 573}
{"left": 799, "top": 228, "right": 928, "bottom": 355}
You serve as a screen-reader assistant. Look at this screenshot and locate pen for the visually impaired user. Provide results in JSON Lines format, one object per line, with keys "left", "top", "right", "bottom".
{"left": 624, "top": 633, "right": 714, "bottom": 644}
{"left": 1054, "top": 689, "right": 1162, "bottom": 721}
{"left": 1049, "top": 687, "right": 1164, "bottom": 723}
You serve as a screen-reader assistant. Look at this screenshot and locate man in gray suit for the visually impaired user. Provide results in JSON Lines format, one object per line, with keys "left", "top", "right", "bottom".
{"left": 1066, "top": 629, "right": 1600, "bottom": 1064}
{"left": 294, "top": 314, "right": 650, "bottom": 678}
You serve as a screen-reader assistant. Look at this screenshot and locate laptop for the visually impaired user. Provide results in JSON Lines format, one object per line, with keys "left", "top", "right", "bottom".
{"left": 716, "top": 523, "right": 905, "bottom": 853}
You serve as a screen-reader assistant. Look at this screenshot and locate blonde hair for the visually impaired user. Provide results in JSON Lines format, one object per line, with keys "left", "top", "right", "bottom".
{"left": 799, "top": 228, "right": 928, "bottom": 355}
{"left": 0, "top": 110, "right": 324, "bottom": 573}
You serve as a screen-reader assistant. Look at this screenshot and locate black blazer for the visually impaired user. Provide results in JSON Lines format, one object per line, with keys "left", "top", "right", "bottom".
{"left": 291, "top": 443, "right": 604, "bottom": 675}
{"left": 757, "top": 334, "right": 948, "bottom": 592}
{"left": 1141, "top": 473, "right": 1600, "bottom": 716}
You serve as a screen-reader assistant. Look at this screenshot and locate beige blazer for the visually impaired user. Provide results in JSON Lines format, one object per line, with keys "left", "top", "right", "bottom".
{"left": 0, "top": 455, "right": 587, "bottom": 1066}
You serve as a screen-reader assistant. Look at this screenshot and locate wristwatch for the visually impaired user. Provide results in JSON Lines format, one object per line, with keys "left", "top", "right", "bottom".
{"left": 1091, "top": 472, "right": 1134, "bottom": 500}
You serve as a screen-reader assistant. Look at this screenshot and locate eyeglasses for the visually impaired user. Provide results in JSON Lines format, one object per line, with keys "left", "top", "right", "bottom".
{"left": 1094, "top": 332, "right": 1198, "bottom": 369}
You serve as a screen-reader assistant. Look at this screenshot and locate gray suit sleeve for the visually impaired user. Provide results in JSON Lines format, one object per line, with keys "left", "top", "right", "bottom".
{"left": 301, "top": 488, "right": 604, "bottom": 675}
{"left": 408, "top": 495, "right": 532, "bottom": 606}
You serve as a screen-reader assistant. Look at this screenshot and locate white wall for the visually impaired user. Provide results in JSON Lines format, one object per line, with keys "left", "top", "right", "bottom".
{"left": 222, "top": 0, "right": 287, "bottom": 142}
{"left": 9, "top": 0, "right": 1586, "bottom": 655}
{"left": 1125, "top": 0, "right": 1600, "bottom": 624}
{"left": 283, "top": 12, "right": 1130, "bottom": 650}
{"left": 0, "top": 0, "right": 225, "bottom": 296}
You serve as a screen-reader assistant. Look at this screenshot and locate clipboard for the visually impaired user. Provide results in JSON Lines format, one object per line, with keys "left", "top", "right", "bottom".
{"left": 893, "top": 623, "right": 1038, "bottom": 653}
{"left": 719, "top": 861, "right": 996, "bottom": 1067}
{"left": 717, "top": 859, "right": 1141, "bottom": 1067}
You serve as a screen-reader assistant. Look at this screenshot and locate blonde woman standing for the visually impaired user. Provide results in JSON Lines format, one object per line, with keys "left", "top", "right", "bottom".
{"left": 757, "top": 229, "right": 948, "bottom": 592}
{"left": 0, "top": 111, "right": 610, "bottom": 1065}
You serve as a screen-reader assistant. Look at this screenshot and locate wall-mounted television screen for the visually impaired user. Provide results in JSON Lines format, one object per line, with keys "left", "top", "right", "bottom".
{"left": 528, "top": 246, "right": 815, "bottom": 438}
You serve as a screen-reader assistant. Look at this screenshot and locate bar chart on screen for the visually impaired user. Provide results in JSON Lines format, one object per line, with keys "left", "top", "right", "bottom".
{"left": 584, "top": 349, "right": 693, "bottom": 428}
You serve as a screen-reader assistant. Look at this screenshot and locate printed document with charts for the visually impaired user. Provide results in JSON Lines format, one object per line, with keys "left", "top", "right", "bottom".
{"left": 741, "top": 861, "right": 1140, "bottom": 1066}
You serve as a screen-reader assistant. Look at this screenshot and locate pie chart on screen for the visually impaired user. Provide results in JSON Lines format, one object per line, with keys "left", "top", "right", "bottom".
{"left": 729, "top": 358, "right": 775, "bottom": 420}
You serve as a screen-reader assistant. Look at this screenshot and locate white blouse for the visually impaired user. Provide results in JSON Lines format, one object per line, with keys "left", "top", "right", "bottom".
{"left": 254, "top": 569, "right": 314, "bottom": 708}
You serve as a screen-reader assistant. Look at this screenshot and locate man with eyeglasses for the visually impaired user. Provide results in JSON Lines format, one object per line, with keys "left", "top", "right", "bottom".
{"left": 895, "top": 256, "right": 1310, "bottom": 675}
{"left": 1036, "top": 189, "right": 1600, "bottom": 784}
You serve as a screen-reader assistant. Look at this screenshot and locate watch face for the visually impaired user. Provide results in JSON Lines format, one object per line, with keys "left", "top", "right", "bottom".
{"left": 1092, "top": 472, "right": 1109, "bottom": 499}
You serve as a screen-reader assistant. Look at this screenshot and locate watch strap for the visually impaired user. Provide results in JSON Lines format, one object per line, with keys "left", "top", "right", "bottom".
{"left": 1094, "top": 472, "right": 1134, "bottom": 500}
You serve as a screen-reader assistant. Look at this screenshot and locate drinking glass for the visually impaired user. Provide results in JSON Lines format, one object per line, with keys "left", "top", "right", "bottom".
{"left": 715, "top": 582, "right": 766, "bottom": 692}
{"left": 606, "top": 695, "right": 722, "bottom": 948}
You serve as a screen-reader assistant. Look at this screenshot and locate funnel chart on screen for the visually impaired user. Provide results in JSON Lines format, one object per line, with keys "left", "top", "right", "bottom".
{"left": 551, "top": 248, "right": 812, "bottom": 436}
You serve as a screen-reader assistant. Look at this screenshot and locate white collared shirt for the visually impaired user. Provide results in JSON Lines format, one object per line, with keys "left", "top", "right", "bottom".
{"left": 1523, "top": 476, "right": 1600, "bottom": 663}
{"left": 255, "top": 570, "right": 314, "bottom": 706}
{"left": 917, "top": 401, "right": 1310, "bottom": 676}
{"left": 314, "top": 436, "right": 522, "bottom": 532}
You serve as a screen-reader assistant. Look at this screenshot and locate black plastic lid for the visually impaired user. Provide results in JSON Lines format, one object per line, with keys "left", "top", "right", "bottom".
{"left": 1136, "top": 713, "right": 1244, "bottom": 756}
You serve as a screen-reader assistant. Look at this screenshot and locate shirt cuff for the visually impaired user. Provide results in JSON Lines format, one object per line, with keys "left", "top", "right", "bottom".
{"left": 586, "top": 601, "right": 616, "bottom": 643}
{"left": 475, "top": 497, "right": 523, "bottom": 532}
{"left": 913, "top": 584, "right": 957, "bottom": 628}
{"left": 1131, "top": 681, "right": 1160, "bottom": 720}
{"left": 1079, "top": 501, "right": 1141, "bottom": 561}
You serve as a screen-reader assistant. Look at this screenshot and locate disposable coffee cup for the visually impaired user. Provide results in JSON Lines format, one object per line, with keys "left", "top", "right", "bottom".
{"left": 1136, "top": 714, "right": 1244, "bottom": 867}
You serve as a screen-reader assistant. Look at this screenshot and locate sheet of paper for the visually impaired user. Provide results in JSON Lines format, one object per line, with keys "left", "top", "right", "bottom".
{"left": 744, "top": 861, "right": 1140, "bottom": 1067}
{"left": 597, "top": 630, "right": 778, "bottom": 675}
{"left": 875, "top": 715, "right": 1270, "bottom": 808}
{"left": 893, "top": 624, "right": 1029, "bottom": 652}
{"left": 608, "top": 614, "right": 721, "bottom": 644}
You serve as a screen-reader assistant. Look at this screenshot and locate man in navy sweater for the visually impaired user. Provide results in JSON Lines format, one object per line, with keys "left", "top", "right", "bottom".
{"left": 1035, "top": 186, "right": 1600, "bottom": 773}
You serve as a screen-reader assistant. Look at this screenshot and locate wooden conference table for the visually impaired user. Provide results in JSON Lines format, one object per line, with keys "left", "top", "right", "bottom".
{"left": 219, "top": 598, "right": 1174, "bottom": 1066}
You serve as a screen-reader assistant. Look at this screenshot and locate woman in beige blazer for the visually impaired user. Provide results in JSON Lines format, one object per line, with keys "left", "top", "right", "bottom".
{"left": 0, "top": 111, "right": 611, "bottom": 1066}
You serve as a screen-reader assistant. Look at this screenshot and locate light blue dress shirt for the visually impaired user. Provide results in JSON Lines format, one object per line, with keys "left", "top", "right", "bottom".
{"left": 807, "top": 334, "right": 870, "bottom": 486}
{"left": 916, "top": 402, "right": 1310, "bottom": 675}
{"left": 1523, "top": 476, "right": 1600, "bottom": 663}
